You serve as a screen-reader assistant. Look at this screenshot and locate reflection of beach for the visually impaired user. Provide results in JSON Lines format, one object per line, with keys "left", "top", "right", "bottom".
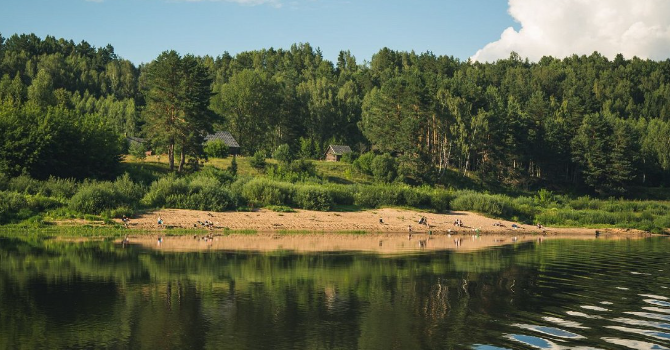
{"left": 121, "top": 208, "right": 648, "bottom": 238}
{"left": 121, "top": 232, "right": 649, "bottom": 254}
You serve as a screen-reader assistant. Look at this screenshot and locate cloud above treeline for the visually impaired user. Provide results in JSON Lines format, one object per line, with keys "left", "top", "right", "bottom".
{"left": 472, "top": 0, "right": 670, "bottom": 62}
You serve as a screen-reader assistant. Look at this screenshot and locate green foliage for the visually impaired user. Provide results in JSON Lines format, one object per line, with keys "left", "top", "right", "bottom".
{"left": 272, "top": 144, "right": 293, "bottom": 164}
{"left": 371, "top": 153, "right": 397, "bottom": 183}
{"left": 353, "top": 152, "right": 375, "bottom": 175}
{"left": 250, "top": 151, "right": 267, "bottom": 169}
{"left": 68, "top": 174, "right": 144, "bottom": 215}
{"left": 340, "top": 151, "right": 358, "bottom": 164}
{"left": 293, "top": 185, "right": 334, "bottom": 211}
{"left": 129, "top": 141, "right": 147, "bottom": 160}
{"left": 204, "top": 140, "right": 229, "bottom": 158}
{"left": 228, "top": 156, "right": 238, "bottom": 176}
{"left": 141, "top": 174, "right": 189, "bottom": 208}
{"left": 241, "top": 178, "right": 294, "bottom": 207}
{"left": 0, "top": 103, "right": 123, "bottom": 179}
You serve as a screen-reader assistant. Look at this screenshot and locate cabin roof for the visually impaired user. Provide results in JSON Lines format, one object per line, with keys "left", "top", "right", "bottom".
{"left": 327, "top": 145, "right": 352, "bottom": 155}
{"left": 204, "top": 131, "right": 240, "bottom": 148}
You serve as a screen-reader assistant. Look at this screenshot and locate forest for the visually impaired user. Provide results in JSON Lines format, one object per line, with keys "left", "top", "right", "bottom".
{"left": 1, "top": 32, "right": 670, "bottom": 198}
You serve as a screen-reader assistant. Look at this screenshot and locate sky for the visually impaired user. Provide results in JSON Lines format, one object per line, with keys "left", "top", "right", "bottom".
{"left": 2, "top": 0, "right": 670, "bottom": 65}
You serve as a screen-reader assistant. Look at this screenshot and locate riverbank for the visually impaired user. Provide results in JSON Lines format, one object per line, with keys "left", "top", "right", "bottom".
{"left": 117, "top": 208, "right": 644, "bottom": 236}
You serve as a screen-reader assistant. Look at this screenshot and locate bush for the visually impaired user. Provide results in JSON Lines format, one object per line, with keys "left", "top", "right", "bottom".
{"left": 401, "top": 187, "right": 431, "bottom": 208}
{"left": 42, "top": 177, "right": 78, "bottom": 199}
{"left": 323, "top": 184, "right": 355, "bottom": 206}
{"left": 430, "top": 189, "right": 452, "bottom": 212}
{"left": 8, "top": 175, "right": 42, "bottom": 195}
{"left": 273, "top": 144, "right": 293, "bottom": 164}
{"left": 68, "top": 175, "right": 143, "bottom": 215}
{"left": 204, "top": 140, "right": 229, "bottom": 158}
{"left": 228, "top": 156, "right": 238, "bottom": 176}
{"left": 353, "top": 152, "right": 375, "bottom": 175}
{"left": 68, "top": 182, "right": 119, "bottom": 215}
{"left": 293, "top": 185, "right": 334, "bottom": 211}
{"left": 340, "top": 151, "right": 358, "bottom": 164}
{"left": 250, "top": 151, "right": 267, "bottom": 169}
{"left": 141, "top": 175, "right": 189, "bottom": 207}
{"left": 450, "top": 191, "right": 516, "bottom": 218}
{"left": 371, "top": 154, "right": 397, "bottom": 183}
{"left": 241, "top": 178, "right": 293, "bottom": 207}
{"left": 0, "top": 191, "right": 32, "bottom": 224}
{"left": 129, "top": 141, "right": 147, "bottom": 161}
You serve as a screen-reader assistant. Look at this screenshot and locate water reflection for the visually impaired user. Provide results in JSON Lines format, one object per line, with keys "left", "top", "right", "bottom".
{"left": 0, "top": 235, "right": 668, "bottom": 349}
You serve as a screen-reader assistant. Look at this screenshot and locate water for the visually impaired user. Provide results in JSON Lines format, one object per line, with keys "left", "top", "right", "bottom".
{"left": 0, "top": 235, "right": 668, "bottom": 349}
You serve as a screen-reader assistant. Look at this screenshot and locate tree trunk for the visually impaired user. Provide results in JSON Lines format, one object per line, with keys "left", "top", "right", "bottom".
{"left": 178, "top": 149, "right": 186, "bottom": 173}
{"left": 168, "top": 143, "right": 175, "bottom": 172}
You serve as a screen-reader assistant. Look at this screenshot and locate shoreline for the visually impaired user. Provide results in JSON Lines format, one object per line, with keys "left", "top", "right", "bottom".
{"left": 112, "top": 207, "right": 648, "bottom": 237}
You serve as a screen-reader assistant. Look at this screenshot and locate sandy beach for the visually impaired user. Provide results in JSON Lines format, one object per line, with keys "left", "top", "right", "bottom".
{"left": 112, "top": 208, "right": 651, "bottom": 253}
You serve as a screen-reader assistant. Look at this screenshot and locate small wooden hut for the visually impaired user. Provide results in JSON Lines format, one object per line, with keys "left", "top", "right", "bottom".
{"left": 204, "top": 131, "right": 241, "bottom": 155}
{"left": 324, "top": 145, "right": 352, "bottom": 161}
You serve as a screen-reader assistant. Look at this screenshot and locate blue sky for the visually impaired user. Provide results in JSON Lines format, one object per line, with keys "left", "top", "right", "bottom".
{"left": 0, "top": 0, "right": 517, "bottom": 64}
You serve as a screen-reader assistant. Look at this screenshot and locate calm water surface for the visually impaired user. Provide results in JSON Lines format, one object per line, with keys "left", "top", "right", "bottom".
{"left": 0, "top": 235, "right": 668, "bottom": 349}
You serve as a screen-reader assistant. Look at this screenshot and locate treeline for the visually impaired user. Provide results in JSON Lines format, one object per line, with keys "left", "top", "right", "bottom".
{"left": 2, "top": 33, "right": 670, "bottom": 195}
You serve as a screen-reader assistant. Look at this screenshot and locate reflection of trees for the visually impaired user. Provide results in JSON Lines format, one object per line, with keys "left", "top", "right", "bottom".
{"left": 1, "top": 236, "right": 661, "bottom": 349}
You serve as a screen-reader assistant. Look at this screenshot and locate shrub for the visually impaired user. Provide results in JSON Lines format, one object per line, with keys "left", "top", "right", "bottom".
{"left": 241, "top": 178, "right": 293, "bottom": 207}
{"left": 353, "top": 152, "right": 375, "bottom": 175}
{"left": 401, "top": 187, "right": 431, "bottom": 208}
{"left": 68, "top": 182, "right": 119, "bottom": 215}
{"left": 141, "top": 175, "right": 189, "bottom": 207}
{"left": 430, "top": 189, "right": 452, "bottom": 212}
{"left": 129, "top": 141, "right": 147, "bottom": 161}
{"left": 204, "top": 140, "right": 229, "bottom": 158}
{"left": 8, "top": 175, "right": 41, "bottom": 195}
{"left": 228, "top": 156, "right": 238, "bottom": 176}
{"left": 0, "top": 191, "right": 31, "bottom": 223}
{"left": 450, "top": 191, "right": 516, "bottom": 218}
{"left": 250, "top": 151, "right": 267, "bottom": 169}
{"left": 323, "top": 184, "right": 355, "bottom": 206}
{"left": 340, "top": 151, "right": 358, "bottom": 164}
{"left": 42, "top": 177, "right": 78, "bottom": 199}
{"left": 371, "top": 154, "right": 397, "bottom": 183}
{"left": 273, "top": 144, "right": 293, "bottom": 164}
{"left": 293, "top": 185, "right": 334, "bottom": 211}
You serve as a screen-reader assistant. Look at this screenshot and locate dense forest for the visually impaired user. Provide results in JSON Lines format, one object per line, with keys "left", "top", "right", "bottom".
{"left": 1, "top": 33, "right": 670, "bottom": 196}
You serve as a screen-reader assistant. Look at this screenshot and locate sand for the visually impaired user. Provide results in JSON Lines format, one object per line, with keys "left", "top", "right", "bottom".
{"left": 109, "top": 208, "right": 652, "bottom": 253}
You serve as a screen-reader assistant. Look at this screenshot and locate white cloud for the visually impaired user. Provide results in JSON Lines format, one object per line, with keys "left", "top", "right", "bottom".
{"left": 471, "top": 0, "right": 670, "bottom": 62}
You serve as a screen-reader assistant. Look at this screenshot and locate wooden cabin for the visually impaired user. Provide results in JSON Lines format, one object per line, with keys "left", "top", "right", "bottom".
{"left": 204, "top": 131, "right": 241, "bottom": 155}
{"left": 324, "top": 145, "right": 352, "bottom": 161}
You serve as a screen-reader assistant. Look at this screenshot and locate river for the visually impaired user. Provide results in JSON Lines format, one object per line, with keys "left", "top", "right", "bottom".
{"left": 0, "top": 234, "right": 668, "bottom": 349}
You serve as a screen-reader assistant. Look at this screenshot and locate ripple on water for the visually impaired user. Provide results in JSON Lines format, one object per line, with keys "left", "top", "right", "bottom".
{"left": 566, "top": 310, "right": 604, "bottom": 319}
{"left": 542, "top": 316, "right": 589, "bottom": 329}
{"left": 581, "top": 305, "right": 611, "bottom": 312}
{"left": 601, "top": 337, "right": 670, "bottom": 350}
{"left": 513, "top": 323, "right": 585, "bottom": 339}
{"left": 646, "top": 299, "right": 670, "bottom": 307}
{"left": 472, "top": 345, "right": 511, "bottom": 350}
{"left": 606, "top": 325, "right": 670, "bottom": 342}
{"left": 612, "top": 317, "right": 670, "bottom": 330}
{"left": 641, "top": 294, "right": 669, "bottom": 301}
{"left": 644, "top": 307, "right": 670, "bottom": 314}
{"left": 625, "top": 311, "right": 670, "bottom": 322}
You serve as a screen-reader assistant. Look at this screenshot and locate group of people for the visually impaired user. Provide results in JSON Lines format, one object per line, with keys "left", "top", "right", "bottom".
{"left": 195, "top": 220, "right": 215, "bottom": 229}
{"left": 453, "top": 219, "right": 464, "bottom": 227}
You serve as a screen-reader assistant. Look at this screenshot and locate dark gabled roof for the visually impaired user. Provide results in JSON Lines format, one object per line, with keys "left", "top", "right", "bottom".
{"left": 327, "top": 145, "right": 352, "bottom": 155}
{"left": 204, "top": 131, "right": 240, "bottom": 148}
{"left": 127, "top": 136, "right": 145, "bottom": 144}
